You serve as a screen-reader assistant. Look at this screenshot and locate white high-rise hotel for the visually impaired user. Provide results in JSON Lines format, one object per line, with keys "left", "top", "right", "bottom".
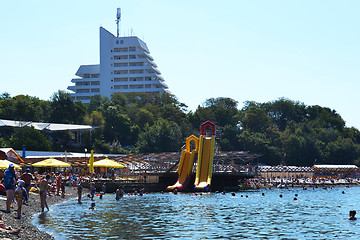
{"left": 68, "top": 26, "right": 168, "bottom": 104}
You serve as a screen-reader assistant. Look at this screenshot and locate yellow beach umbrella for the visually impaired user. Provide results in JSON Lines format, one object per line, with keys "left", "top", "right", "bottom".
{"left": 90, "top": 158, "right": 125, "bottom": 168}
{"left": 0, "top": 160, "right": 20, "bottom": 169}
{"left": 32, "top": 158, "right": 71, "bottom": 167}
{"left": 89, "top": 150, "right": 94, "bottom": 174}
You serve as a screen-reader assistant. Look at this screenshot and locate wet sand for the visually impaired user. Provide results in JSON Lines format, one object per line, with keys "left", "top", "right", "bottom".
{"left": 0, "top": 186, "right": 79, "bottom": 240}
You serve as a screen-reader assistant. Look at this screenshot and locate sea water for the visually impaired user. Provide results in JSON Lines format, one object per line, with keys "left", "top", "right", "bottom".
{"left": 33, "top": 186, "right": 360, "bottom": 239}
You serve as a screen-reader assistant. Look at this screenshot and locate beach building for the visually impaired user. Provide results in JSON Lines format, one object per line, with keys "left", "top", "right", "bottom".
{"left": 257, "top": 165, "right": 314, "bottom": 179}
{"left": 68, "top": 27, "right": 168, "bottom": 104}
{"left": 312, "top": 164, "right": 360, "bottom": 178}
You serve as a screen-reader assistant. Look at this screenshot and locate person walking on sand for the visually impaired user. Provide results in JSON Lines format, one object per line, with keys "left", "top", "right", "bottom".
{"left": 20, "top": 168, "right": 34, "bottom": 203}
{"left": 3, "top": 164, "right": 16, "bottom": 213}
{"left": 39, "top": 175, "right": 50, "bottom": 212}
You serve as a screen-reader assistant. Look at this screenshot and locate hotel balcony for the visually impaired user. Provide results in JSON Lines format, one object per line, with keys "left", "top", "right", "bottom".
{"left": 152, "top": 80, "right": 168, "bottom": 89}
{"left": 113, "top": 73, "right": 146, "bottom": 78}
{"left": 112, "top": 87, "right": 165, "bottom": 93}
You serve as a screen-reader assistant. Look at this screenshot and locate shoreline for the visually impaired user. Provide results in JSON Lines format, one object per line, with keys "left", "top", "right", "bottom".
{"left": 0, "top": 186, "right": 79, "bottom": 240}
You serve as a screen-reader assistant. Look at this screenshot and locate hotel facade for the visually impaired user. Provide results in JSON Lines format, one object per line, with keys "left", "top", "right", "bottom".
{"left": 68, "top": 27, "right": 168, "bottom": 103}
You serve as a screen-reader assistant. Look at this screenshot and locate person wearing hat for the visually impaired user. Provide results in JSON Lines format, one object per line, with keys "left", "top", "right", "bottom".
{"left": 20, "top": 168, "right": 34, "bottom": 203}
{"left": 3, "top": 164, "right": 16, "bottom": 213}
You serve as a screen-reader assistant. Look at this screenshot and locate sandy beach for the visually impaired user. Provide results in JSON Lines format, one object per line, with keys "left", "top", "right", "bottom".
{"left": 0, "top": 186, "right": 79, "bottom": 240}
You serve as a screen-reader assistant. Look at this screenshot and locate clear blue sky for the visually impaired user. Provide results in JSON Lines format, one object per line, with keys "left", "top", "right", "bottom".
{"left": 1, "top": 1, "right": 359, "bottom": 128}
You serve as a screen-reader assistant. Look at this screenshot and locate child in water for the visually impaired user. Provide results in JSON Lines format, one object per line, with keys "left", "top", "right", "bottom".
{"left": 15, "top": 180, "right": 28, "bottom": 219}
{"left": 89, "top": 202, "right": 96, "bottom": 210}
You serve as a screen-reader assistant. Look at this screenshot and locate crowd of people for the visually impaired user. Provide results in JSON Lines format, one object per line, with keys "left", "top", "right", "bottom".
{"left": 241, "top": 176, "right": 360, "bottom": 189}
{"left": 0, "top": 165, "right": 93, "bottom": 235}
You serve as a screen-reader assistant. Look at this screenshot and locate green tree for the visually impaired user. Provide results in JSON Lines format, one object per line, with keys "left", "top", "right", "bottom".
{"left": 324, "top": 138, "right": 360, "bottom": 165}
{"left": 88, "top": 95, "right": 111, "bottom": 114}
{"left": 137, "top": 119, "right": 183, "bottom": 153}
{"left": 219, "top": 125, "right": 239, "bottom": 151}
{"left": 134, "top": 108, "right": 154, "bottom": 129}
{"left": 203, "top": 97, "right": 240, "bottom": 126}
{"left": 103, "top": 106, "right": 137, "bottom": 145}
{"left": 242, "top": 107, "right": 271, "bottom": 133}
{"left": 50, "top": 91, "right": 86, "bottom": 124}
{"left": 0, "top": 95, "right": 50, "bottom": 122}
{"left": 263, "top": 98, "right": 306, "bottom": 131}
{"left": 9, "top": 127, "right": 52, "bottom": 151}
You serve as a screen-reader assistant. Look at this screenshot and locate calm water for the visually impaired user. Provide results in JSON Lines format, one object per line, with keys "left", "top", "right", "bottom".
{"left": 34, "top": 187, "right": 360, "bottom": 239}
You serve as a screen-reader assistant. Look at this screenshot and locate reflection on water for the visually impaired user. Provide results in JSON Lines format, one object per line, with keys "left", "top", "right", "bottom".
{"left": 37, "top": 212, "right": 50, "bottom": 225}
{"left": 34, "top": 187, "right": 360, "bottom": 239}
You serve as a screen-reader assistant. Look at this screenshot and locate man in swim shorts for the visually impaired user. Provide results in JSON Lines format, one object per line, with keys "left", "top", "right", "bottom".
{"left": 39, "top": 175, "right": 50, "bottom": 212}
{"left": 20, "top": 168, "right": 34, "bottom": 203}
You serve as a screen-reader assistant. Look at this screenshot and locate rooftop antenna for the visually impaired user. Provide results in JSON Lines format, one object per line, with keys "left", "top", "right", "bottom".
{"left": 116, "top": 8, "right": 121, "bottom": 37}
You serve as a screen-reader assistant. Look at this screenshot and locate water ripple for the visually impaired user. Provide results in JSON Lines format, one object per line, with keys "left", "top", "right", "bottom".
{"left": 33, "top": 187, "right": 360, "bottom": 239}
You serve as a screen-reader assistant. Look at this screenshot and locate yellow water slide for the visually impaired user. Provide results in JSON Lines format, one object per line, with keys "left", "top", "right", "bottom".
{"left": 194, "top": 121, "right": 216, "bottom": 191}
{"left": 166, "top": 135, "right": 199, "bottom": 191}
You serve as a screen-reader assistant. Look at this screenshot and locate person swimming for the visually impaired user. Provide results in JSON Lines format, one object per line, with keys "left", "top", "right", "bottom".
{"left": 349, "top": 210, "right": 357, "bottom": 220}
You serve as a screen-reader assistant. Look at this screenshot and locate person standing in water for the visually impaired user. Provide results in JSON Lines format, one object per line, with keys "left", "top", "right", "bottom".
{"left": 39, "top": 175, "right": 50, "bottom": 212}
{"left": 77, "top": 181, "right": 83, "bottom": 204}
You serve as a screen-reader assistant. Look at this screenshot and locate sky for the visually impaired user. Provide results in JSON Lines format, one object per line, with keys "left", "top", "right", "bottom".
{"left": 1, "top": 1, "right": 359, "bottom": 128}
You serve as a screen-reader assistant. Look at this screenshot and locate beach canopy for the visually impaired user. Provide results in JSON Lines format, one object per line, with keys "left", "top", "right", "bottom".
{"left": 0, "top": 160, "right": 20, "bottom": 169}
{"left": 90, "top": 158, "right": 125, "bottom": 168}
{"left": 0, "top": 119, "right": 94, "bottom": 131}
{"left": 32, "top": 158, "right": 71, "bottom": 167}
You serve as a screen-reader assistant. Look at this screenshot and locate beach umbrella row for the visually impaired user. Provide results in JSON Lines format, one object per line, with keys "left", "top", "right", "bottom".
{"left": 0, "top": 155, "right": 126, "bottom": 171}
{"left": 30, "top": 156, "right": 125, "bottom": 170}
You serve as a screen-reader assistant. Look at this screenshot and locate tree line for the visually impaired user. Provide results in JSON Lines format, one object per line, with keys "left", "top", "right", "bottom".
{"left": 0, "top": 91, "right": 359, "bottom": 167}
